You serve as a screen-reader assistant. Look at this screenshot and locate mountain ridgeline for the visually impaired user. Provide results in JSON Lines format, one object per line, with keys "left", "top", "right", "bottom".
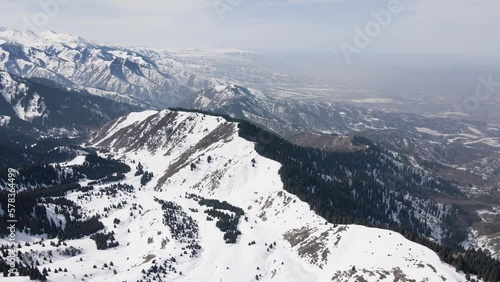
{"left": 0, "top": 109, "right": 498, "bottom": 281}
{"left": 173, "top": 108, "right": 466, "bottom": 241}
{"left": 172, "top": 108, "right": 500, "bottom": 281}
{"left": 1, "top": 27, "right": 500, "bottom": 281}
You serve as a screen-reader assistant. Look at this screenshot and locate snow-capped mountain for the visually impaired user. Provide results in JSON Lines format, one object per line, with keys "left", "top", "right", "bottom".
{"left": 0, "top": 109, "right": 471, "bottom": 282}
{"left": 0, "top": 27, "right": 398, "bottom": 134}
{"left": 0, "top": 27, "right": 195, "bottom": 107}
{"left": 0, "top": 27, "right": 302, "bottom": 110}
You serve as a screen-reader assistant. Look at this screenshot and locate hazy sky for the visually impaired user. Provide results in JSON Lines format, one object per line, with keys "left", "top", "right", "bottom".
{"left": 1, "top": 0, "right": 499, "bottom": 58}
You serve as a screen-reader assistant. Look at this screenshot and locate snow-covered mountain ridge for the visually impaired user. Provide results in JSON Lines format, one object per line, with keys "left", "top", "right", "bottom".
{"left": 0, "top": 27, "right": 190, "bottom": 107}
{"left": 0, "top": 109, "right": 490, "bottom": 281}
{"left": 84, "top": 109, "right": 467, "bottom": 281}
{"left": 0, "top": 27, "right": 257, "bottom": 107}
{"left": 1, "top": 26, "right": 500, "bottom": 275}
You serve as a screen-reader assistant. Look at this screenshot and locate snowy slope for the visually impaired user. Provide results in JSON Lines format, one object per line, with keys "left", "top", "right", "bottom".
{"left": 0, "top": 71, "right": 47, "bottom": 122}
{"left": 0, "top": 115, "right": 10, "bottom": 126}
{"left": 0, "top": 27, "right": 190, "bottom": 107}
{"left": 2, "top": 27, "right": 499, "bottom": 265}
{"left": 0, "top": 27, "right": 265, "bottom": 108}
{"left": 0, "top": 70, "right": 137, "bottom": 130}
{"left": 0, "top": 27, "right": 307, "bottom": 110}
{"left": 0, "top": 110, "right": 469, "bottom": 281}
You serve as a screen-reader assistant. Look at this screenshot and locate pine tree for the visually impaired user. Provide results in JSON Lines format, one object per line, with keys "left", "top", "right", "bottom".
{"left": 135, "top": 163, "right": 144, "bottom": 176}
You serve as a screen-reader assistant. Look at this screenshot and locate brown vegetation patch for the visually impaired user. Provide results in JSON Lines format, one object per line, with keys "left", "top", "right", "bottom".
{"left": 392, "top": 267, "right": 416, "bottom": 282}
{"left": 284, "top": 226, "right": 330, "bottom": 266}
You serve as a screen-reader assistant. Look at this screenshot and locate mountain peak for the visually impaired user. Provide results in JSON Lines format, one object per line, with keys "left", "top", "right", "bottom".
{"left": 85, "top": 109, "right": 469, "bottom": 281}
{"left": 38, "top": 29, "right": 92, "bottom": 47}
{"left": 0, "top": 26, "right": 92, "bottom": 48}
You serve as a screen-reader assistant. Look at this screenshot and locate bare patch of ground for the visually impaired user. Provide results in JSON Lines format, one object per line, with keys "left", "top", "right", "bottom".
{"left": 155, "top": 122, "right": 235, "bottom": 190}
{"left": 284, "top": 226, "right": 330, "bottom": 267}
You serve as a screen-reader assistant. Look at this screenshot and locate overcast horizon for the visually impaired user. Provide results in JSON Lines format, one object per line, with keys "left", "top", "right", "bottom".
{"left": 1, "top": 0, "right": 499, "bottom": 60}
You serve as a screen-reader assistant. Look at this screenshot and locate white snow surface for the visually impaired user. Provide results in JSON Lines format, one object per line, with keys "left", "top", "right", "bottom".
{"left": 0, "top": 27, "right": 91, "bottom": 49}
{"left": 0, "top": 115, "right": 10, "bottom": 126}
{"left": 3, "top": 110, "right": 469, "bottom": 281}
{"left": 0, "top": 71, "right": 47, "bottom": 122}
